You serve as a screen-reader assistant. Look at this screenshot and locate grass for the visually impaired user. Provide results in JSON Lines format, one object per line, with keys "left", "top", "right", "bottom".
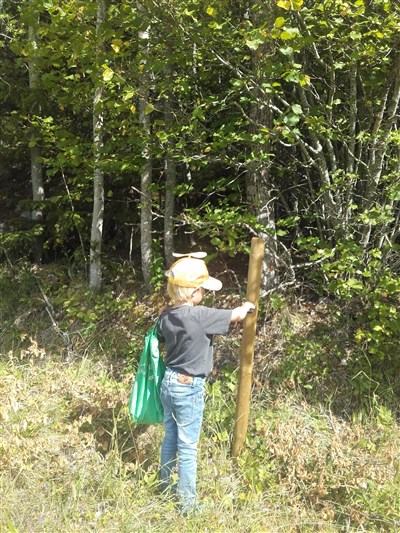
{"left": 1, "top": 264, "right": 400, "bottom": 532}
{"left": 1, "top": 345, "right": 400, "bottom": 532}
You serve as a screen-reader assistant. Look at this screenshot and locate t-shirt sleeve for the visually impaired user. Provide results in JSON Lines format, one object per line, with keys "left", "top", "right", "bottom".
{"left": 195, "top": 306, "right": 232, "bottom": 335}
{"left": 155, "top": 320, "right": 165, "bottom": 342}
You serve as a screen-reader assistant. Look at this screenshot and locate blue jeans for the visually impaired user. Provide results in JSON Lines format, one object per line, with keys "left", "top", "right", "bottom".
{"left": 160, "top": 368, "right": 205, "bottom": 511}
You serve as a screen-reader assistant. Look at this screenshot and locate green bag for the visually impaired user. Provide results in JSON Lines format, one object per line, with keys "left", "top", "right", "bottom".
{"left": 128, "top": 323, "right": 166, "bottom": 424}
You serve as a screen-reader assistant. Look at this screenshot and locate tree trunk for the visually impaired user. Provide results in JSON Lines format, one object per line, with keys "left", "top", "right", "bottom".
{"left": 246, "top": 1, "right": 278, "bottom": 293}
{"left": 137, "top": 1, "right": 153, "bottom": 284}
{"left": 28, "top": 7, "right": 44, "bottom": 263}
{"left": 89, "top": 0, "right": 106, "bottom": 289}
{"left": 360, "top": 52, "right": 400, "bottom": 248}
{"left": 246, "top": 156, "right": 278, "bottom": 293}
{"left": 163, "top": 64, "right": 176, "bottom": 266}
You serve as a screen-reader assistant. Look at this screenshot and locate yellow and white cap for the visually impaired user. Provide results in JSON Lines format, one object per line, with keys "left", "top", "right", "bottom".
{"left": 165, "top": 252, "right": 222, "bottom": 291}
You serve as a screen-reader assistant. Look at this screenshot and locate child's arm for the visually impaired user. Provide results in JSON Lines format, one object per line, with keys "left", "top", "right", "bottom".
{"left": 230, "top": 301, "right": 255, "bottom": 323}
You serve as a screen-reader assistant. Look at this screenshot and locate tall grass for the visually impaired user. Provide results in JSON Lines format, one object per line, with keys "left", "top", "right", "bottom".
{"left": 1, "top": 345, "right": 400, "bottom": 532}
{"left": 1, "top": 265, "right": 400, "bottom": 532}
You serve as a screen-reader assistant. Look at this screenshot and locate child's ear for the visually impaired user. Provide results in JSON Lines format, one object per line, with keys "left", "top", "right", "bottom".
{"left": 191, "top": 287, "right": 200, "bottom": 299}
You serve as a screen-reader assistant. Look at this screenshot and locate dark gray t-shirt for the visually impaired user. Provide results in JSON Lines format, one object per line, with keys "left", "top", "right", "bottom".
{"left": 156, "top": 305, "right": 232, "bottom": 377}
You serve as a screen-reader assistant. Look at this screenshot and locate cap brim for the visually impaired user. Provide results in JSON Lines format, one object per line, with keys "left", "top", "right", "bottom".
{"left": 172, "top": 251, "right": 207, "bottom": 259}
{"left": 200, "top": 276, "right": 222, "bottom": 291}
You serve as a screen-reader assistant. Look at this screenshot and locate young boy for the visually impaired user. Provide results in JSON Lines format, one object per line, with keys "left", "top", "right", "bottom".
{"left": 156, "top": 253, "right": 255, "bottom": 514}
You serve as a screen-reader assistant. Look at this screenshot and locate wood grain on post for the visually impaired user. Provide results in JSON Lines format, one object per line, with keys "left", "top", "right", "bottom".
{"left": 232, "top": 237, "right": 265, "bottom": 457}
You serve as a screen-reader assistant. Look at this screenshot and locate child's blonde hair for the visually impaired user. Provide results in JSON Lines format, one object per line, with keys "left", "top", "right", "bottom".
{"left": 167, "top": 282, "right": 195, "bottom": 305}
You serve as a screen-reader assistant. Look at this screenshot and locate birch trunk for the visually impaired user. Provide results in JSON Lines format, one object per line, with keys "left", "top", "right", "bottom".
{"left": 163, "top": 65, "right": 176, "bottom": 266}
{"left": 137, "top": 1, "right": 153, "bottom": 284}
{"left": 297, "top": 84, "right": 340, "bottom": 230}
{"left": 360, "top": 52, "right": 400, "bottom": 248}
{"left": 28, "top": 7, "right": 44, "bottom": 263}
{"left": 246, "top": 1, "right": 278, "bottom": 293}
{"left": 89, "top": 0, "right": 106, "bottom": 289}
{"left": 343, "top": 61, "right": 358, "bottom": 234}
{"left": 246, "top": 154, "right": 278, "bottom": 293}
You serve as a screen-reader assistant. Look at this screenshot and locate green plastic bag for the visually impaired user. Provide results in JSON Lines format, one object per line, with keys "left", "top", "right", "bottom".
{"left": 128, "top": 324, "right": 166, "bottom": 424}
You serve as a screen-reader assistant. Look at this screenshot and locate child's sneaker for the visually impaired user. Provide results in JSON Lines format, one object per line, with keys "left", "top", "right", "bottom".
{"left": 180, "top": 500, "right": 207, "bottom": 517}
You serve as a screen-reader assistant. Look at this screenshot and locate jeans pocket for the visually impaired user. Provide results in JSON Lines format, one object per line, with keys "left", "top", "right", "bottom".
{"left": 173, "top": 388, "right": 204, "bottom": 427}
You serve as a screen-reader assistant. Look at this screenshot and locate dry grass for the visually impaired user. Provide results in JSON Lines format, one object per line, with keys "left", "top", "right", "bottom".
{"left": 1, "top": 269, "right": 400, "bottom": 532}
{"left": 1, "top": 338, "right": 399, "bottom": 532}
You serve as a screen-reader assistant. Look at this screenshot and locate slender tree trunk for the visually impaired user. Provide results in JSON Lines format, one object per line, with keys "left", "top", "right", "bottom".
{"left": 28, "top": 6, "right": 44, "bottom": 263}
{"left": 360, "top": 52, "right": 400, "bottom": 248}
{"left": 137, "top": 1, "right": 153, "bottom": 284}
{"left": 246, "top": 155, "right": 278, "bottom": 293}
{"left": 246, "top": 1, "right": 278, "bottom": 293}
{"left": 297, "top": 84, "right": 340, "bottom": 230}
{"left": 347, "top": 62, "right": 358, "bottom": 176}
{"left": 164, "top": 152, "right": 176, "bottom": 265}
{"left": 163, "top": 64, "right": 176, "bottom": 266}
{"left": 89, "top": 0, "right": 106, "bottom": 289}
{"left": 343, "top": 61, "right": 358, "bottom": 235}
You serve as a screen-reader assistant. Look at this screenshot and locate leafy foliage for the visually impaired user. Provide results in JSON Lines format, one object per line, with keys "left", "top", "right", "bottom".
{"left": 1, "top": 0, "right": 400, "bottom": 279}
{"left": 1, "top": 1, "right": 400, "bottom": 529}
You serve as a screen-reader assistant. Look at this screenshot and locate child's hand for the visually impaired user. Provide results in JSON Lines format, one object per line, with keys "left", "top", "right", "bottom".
{"left": 231, "top": 301, "right": 256, "bottom": 323}
{"left": 243, "top": 301, "right": 255, "bottom": 314}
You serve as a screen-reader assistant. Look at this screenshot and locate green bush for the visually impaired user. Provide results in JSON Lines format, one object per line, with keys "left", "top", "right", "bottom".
{"left": 291, "top": 237, "right": 400, "bottom": 408}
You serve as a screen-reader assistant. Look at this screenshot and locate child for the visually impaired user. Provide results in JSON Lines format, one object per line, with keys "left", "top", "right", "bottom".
{"left": 156, "top": 253, "right": 255, "bottom": 514}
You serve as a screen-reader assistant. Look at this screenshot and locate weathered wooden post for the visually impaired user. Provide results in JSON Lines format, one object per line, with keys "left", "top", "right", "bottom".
{"left": 232, "top": 237, "right": 265, "bottom": 457}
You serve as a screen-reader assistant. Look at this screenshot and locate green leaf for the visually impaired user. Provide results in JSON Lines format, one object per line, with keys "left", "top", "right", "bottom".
{"left": 291, "top": 104, "right": 303, "bottom": 115}
{"left": 277, "top": 0, "right": 291, "bottom": 9}
{"left": 111, "top": 39, "right": 123, "bottom": 53}
{"left": 144, "top": 102, "right": 155, "bottom": 115}
{"left": 280, "top": 29, "right": 299, "bottom": 41}
{"left": 275, "top": 17, "right": 286, "bottom": 28}
{"left": 123, "top": 90, "right": 135, "bottom": 101}
{"left": 299, "top": 74, "right": 310, "bottom": 86}
{"left": 281, "top": 32, "right": 293, "bottom": 41}
{"left": 192, "top": 106, "right": 205, "bottom": 120}
{"left": 346, "top": 278, "right": 363, "bottom": 290}
{"left": 284, "top": 113, "right": 300, "bottom": 126}
{"left": 245, "top": 39, "right": 262, "bottom": 50}
{"left": 102, "top": 67, "right": 114, "bottom": 81}
{"left": 292, "top": 0, "right": 303, "bottom": 10}
{"left": 277, "top": 0, "right": 303, "bottom": 10}
{"left": 279, "top": 46, "right": 294, "bottom": 56}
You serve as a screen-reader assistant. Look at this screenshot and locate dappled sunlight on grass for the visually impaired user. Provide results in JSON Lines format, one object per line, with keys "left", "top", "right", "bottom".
{"left": 1, "top": 275, "right": 400, "bottom": 531}
{"left": 1, "top": 350, "right": 400, "bottom": 531}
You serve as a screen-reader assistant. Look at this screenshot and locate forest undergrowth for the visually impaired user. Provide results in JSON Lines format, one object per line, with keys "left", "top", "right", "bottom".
{"left": 1, "top": 263, "right": 400, "bottom": 532}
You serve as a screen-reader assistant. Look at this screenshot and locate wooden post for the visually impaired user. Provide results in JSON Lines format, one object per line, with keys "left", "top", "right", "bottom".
{"left": 232, "top": 237, "right": 265, "bottom": 457}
